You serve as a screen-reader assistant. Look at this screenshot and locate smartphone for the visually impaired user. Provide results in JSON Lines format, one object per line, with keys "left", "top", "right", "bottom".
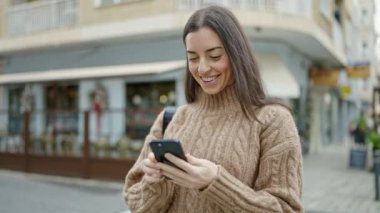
{"left": 149, "top": 139, "right": 187, "bottom": 167}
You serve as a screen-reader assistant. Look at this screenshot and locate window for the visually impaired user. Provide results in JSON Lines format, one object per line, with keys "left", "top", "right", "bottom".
{"left": 361, "top": 8, "right": 370, "bottom": 25}
{"left": 46, "top": 84, "right": 78, "bottom": 110}
{"left": 125, "top": 81, "right": 175, "bottom": 140}
{"left": 8, "top": 87, "right": 23, "bottom": 134}
{"left": 126, "top": 81, "right": 175, "bottom": 108}
{"left": 45, "top": 84, "right": 79, "bottom": 134}
{"left": 334, "top": 9, "right": 341, "bottom": 24}
{"left": 361, "top": 41, "right": 369, "bottom": 59}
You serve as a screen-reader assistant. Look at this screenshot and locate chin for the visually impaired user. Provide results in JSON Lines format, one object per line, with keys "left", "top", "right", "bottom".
{"left": 201, "top": 87, "right": 222, "bottom": 95}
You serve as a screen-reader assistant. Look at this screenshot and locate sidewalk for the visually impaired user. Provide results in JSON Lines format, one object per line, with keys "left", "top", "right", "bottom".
{"left": 0, "top": 169, "right": 128, "bottom": 213}
{"left": 303, "top": 146, "right": 380, "bottom": 213}
{"left": 1, "top": 146, "right": 380, "bottom": 213}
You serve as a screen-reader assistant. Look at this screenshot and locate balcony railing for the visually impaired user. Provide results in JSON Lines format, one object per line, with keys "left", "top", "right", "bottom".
{"left": 6, "top": 0, "right": 78, "bottom": 36}
{"left": 177, "top": 0, "right": 312, "bottom": 17}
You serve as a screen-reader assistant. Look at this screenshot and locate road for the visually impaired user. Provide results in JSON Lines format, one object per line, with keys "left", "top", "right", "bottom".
{"left": 0, "top": 170, "right": 128, "bottom": 213}
{"left": 1, "top": 145, "right": 380, "bottom": 212}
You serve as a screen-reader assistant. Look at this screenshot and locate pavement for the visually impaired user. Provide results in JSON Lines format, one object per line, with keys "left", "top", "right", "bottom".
{"left": 1, "top": 145, "right": 380, "bottom": 213}
{"left": 303, "top": 145, "right": 380, "bottom": 213}
{"left": 0, "top": 169, "right": 128, "bottom": 213}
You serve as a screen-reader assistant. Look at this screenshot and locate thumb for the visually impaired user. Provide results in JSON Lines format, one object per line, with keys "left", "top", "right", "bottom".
{"left": 185, "top": 153, "right": 202, "bottom": 165}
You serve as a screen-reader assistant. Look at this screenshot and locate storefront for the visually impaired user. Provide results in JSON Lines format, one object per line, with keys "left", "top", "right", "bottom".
{"left": 0, "top": 60, "right": 184, "bottom": 149}
{"left": 0, "top": 39, "right": 307, "bottom": 180}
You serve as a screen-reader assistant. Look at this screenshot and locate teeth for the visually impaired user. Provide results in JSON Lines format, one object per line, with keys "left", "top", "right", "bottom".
{"left": 201, "top": 76, "right": 217, "bottom": 82}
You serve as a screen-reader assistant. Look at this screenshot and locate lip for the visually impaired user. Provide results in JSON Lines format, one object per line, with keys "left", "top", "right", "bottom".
{"left": 200, "top": 75, "right": 220, "bottom": 83}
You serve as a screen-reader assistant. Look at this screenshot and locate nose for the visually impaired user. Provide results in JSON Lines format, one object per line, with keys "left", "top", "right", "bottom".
{"left": 198, "top": 59, "right": 211, "bottom": 74}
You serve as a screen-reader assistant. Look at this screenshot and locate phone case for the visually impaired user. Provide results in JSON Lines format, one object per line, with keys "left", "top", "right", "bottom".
{"left": 149, "top": 139, "right": 187, "bottom": 165}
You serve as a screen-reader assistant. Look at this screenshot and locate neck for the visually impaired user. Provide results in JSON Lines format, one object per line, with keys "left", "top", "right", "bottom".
{"left": 193, "top": 85, "right": 241, "bottom": 112}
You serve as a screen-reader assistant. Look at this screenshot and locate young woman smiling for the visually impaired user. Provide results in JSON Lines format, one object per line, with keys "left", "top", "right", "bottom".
{"left": 123, "top": 5, "right": 303, "bottom": 212}
{"left": 186, "top": 27, "right": 234, "bottom": 95}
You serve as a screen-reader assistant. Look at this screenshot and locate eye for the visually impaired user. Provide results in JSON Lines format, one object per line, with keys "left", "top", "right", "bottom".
{"left": 188, "top": 57, "right": 199, "bottom": 62}
{"left": 210, "top": 55, "right": 221, "bottom": 61}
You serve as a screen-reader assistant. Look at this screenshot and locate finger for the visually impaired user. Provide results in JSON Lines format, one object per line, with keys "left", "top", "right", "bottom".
{"left": 148, "top": 152, "right": 158, "bottom": 163}
{"left": 142, "top": 165, "right": 161, "bottom": 176}
{"left": 143, "top": 174, "right": 161, "bottom": 183}
{"left": 164, "top": 153, "right": 193, "bottom": 173}
{"left": 143, "top": 159, "right": 160, "bottom": 170}
{"left": 185, "top": 153, "right": 202, "bottom": 165}
{"left": 162, "top": 171, "right": 195, "bottom": 188}
{"left": 151, "top": 172, "right": 163, "bottom": 179}
{"left": 159, "top": 162, "right": 185, "bottom": 175}
{"left": 159, "top": 163, "right": 195, "bottom": 184}
{"left": 158, "top": 163, "right": 188, "bottom": 179}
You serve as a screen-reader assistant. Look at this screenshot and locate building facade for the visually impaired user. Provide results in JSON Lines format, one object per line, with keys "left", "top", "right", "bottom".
{"left": 0, "top": 0, "right": 376, "bottom": 178}
{"left": 305, "top": 0, "right": 377, "bottom": 152}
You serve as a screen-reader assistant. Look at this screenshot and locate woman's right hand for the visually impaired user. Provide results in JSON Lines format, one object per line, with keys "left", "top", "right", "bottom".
{"left": 142, "top": 152, "right": 163, "bottom": 183}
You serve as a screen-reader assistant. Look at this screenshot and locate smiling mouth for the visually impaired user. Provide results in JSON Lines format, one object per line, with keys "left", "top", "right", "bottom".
{"left": 200, "top": 75, "right": 219, "bottom": 83}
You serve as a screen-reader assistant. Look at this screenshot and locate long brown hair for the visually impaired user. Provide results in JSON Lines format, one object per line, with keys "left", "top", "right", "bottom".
{"left": 183, "top": 5, "right": 285, "bottom": 120}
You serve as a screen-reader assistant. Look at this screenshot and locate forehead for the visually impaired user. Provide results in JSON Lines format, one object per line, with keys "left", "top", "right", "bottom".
{"left": 185, "top": 27, "right": 223, "bottom": 51}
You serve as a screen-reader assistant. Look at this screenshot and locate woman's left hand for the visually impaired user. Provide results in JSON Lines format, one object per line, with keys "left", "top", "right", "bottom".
{"left": 159, "top": 153, "right": 218, "bottom": 190}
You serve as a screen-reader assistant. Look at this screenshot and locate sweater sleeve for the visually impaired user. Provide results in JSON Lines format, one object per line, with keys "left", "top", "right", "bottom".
{"left": 200, "top": 106, "right": 303, "bottom": 212}
{"left": 123, "top": 110, "right": 175, "bottom": 213}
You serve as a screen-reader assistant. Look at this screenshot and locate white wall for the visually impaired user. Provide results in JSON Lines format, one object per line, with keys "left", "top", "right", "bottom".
{"left": 31, "top": 84, "right": 44, "bottom": 136}
{"left": 253, "top": 41, "right": 310, "bottom": 92}
{"left": 103, "top": 78, "right": 125, "bottom": 144}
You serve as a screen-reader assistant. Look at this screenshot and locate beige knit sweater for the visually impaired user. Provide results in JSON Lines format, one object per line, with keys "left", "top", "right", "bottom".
{"left": 123, "top": 86, "right": 303, "bottom": 212}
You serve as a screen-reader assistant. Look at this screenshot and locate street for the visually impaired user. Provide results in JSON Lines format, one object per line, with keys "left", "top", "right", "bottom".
{"left": 1, "top": 145, "right": 380, "bottom": 213}
{"left": 303, "top": 146, "right": 380, "bottom": 212}
{"left": 0, "top": 170, "right": 127, "bottom": 213}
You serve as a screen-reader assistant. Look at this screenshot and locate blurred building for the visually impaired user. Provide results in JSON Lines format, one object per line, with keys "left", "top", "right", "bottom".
{"left": 0, "top": 0, "right": 377, "bottom": 179}
{"left": 309, "top": 0, "right": 377, "bottom": 152}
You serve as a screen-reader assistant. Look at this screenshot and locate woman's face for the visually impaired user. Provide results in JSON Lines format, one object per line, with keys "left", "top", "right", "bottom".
{"left": 185, "top": 27, "right": 233, "bottom": 95}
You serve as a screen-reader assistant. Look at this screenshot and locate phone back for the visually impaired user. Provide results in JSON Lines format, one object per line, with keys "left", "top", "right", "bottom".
{"left": 149, "top": 139, "right": 186, "bottom": 163}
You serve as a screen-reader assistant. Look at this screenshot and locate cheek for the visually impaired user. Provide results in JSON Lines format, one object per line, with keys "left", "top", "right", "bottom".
{"left": 188, "top": 63, "right": 198, "bottom": 76}
{"left": 216, "top": 59, "right": 232, "bottom": 75}
{"left": 221, "top": 61, "right": 234, "bottom": 83}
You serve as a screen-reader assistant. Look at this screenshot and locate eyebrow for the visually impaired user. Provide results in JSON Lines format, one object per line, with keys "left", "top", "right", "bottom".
{"left": 186, "top": 46, "right": 223, "bottom": 54}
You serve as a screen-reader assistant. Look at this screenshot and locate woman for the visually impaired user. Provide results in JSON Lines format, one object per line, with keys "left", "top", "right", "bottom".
{"left": 123, "top": 5, "right": 303, "bottom": 212}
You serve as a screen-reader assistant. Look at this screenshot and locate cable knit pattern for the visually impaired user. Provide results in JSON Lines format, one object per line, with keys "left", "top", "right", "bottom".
{"left": 123, "top": 86, "right": 303, "bottom": 212}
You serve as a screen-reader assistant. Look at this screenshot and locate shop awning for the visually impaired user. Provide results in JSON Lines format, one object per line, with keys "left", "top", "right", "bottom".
{"left": 257, "top": 53, "right": 300, "bottom": 98}
{"left": 1, "top": 54, "right": 299, "bottom": 99}
{"left": 0, "top": 60, "right": 186, "bottom": 84}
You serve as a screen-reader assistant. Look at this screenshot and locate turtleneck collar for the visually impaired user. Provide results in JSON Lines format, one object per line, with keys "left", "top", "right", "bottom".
{"left": 192, "top": 85, "right": 241, "bottom": 112}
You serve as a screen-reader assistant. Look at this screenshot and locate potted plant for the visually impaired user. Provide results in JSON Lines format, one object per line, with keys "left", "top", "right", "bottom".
{"left": 349, "top": 125, "right": 368, "bottom": 169}
{"left": 366, "top": 130, "right": 380, "bottom": 151}
{"left": 366, "top": 131, "right": 380, "bottom": 200}
{"left": 366, "top": 130, "right": 380, "bottom": 171}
